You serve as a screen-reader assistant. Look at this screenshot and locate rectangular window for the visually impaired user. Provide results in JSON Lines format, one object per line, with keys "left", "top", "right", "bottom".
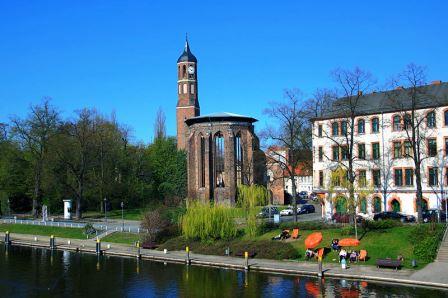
{"left": 429, "top": 167, "right": 438, "bottom": 186}
{"left": 178, "top": 84, "right": 181, "bottom": 94}
{"left": 332, "top": 122, "right": 339, "bottom": 136}
{"left": 332, "top": 146, "right": 339, "bottom": 161}
{"left": 428, "top": 138, "right": 437, "bottom": 157}
{"left": 445, "top": 138, "right": 448, "bottom": 156}
{"left": 405, "top": 168, "right": 413, "bottom": 186}
{"left": 319, "top": 171, "right": 324, "bottom": 187}
{"left": 445, "top": 110, "right": 448, "bottom": 126}
{"left": 358, "top": 144, "right": 366, "bottom": 160}
{"left": 393, "top": 142, "right": 402, "bottom": 159}
{"left": 318, "top": 125, "right": 323, "bottom": 137}
{"left": 394, "top": 169, "right": 403, "bottom": 186}
{"left": 341, "top": 121, "right": 347, "bottom": 136}
{"left": 372, "top": 169, "right": 381, "bottom": 187}
{"left": 358, "top": 170, "right": 367, "bottom": 187}
{"left": 183, "top": 84, "right": 187, "bottom": 94}
{"left": 372, "top": 143, "right": 380, "bottom": 160}
{"left": 190, "top": 84, "right": 195, "bottom": 94}
{"left": 371, "top": 117, "right": 379, "bottom": 133}
{"left": 404, "top": 141, "right": 412, "bottom": 157}
{"left": 318, "top": 147, "right": 323, "bottom": 162}
{"left": 341, "top": 146, "right": 349, "bottom": 160}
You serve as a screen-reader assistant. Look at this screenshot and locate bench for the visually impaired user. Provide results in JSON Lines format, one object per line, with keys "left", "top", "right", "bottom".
{"left": 142, "top": 242, "right": 159, "bottom": 249}
{"left": 376, "top": 258, "right": 401, "bottom": 270}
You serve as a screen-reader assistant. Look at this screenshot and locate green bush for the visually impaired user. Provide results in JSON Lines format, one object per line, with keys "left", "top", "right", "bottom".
{"left": 180, "top": 201, "right": 237, "bottom": 241}
{"left": 364, "top": 219, "right": 402, "bottom": 231}
{"left": 279, "top": 221, "right": 335, "bottom": 231}
{"left": 412, "top": 224, "right": 445, "bottom": 262}
{"left": 83, "top": 223, "right": 96, "bottom": 236}
{"left": 340, "top": 226, "right": 355, "bottom": 236}
{"left": 159, "top": 237, "right": 299, "bottom": 260}
{"left": 257, "top": 221, "right": 279, "bottom": 235}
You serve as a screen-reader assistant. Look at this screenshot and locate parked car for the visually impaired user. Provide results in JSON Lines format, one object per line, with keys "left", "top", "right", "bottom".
{"left": 332, "top": 212, "right": 350, "bottom": 223}
{"left": 309, "top": 192, "right": 318, "bottom": 202}
{"left": 297, "top": 204, "right": 315, "bottom": 214}
{"left": 422, "top": 209, "right": 447, "bottom": 223}
{"left": 373, "top": 211, "right": 415, "bottom": 222}
{"left": 257, "top": 206, "right": 279, "bottom": 218}
{"left": 280, "top": 207, "right": 294, "bottom": 216}
{"left": 298, "top": 191, "right": 308, "bottom": 200}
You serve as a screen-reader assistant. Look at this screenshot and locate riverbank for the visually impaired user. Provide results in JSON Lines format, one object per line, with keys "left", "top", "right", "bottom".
{"left": 1, "top": 232, "right": 447, "bottom": 289}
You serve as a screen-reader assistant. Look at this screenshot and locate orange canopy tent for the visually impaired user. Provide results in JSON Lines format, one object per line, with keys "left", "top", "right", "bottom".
{"left": 338, "top": 238, "right": 360, "bottom": 247}
{"left": 304, "top": 232, "right": 323, "bottom": 249}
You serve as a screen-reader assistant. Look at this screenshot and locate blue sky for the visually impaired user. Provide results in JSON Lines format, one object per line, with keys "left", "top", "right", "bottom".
{"left": 1, "top": 0, "right": 447, "bottom": 143}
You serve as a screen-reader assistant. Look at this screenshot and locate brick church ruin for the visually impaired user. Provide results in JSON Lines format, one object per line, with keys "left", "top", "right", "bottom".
{"left": 175, "top": 38, "right": 265, "bottom": 204}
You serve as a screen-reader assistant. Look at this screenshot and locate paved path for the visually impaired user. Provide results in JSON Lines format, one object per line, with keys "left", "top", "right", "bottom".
{"left": 2, "top": 232, "right": 447, "bottom": 289}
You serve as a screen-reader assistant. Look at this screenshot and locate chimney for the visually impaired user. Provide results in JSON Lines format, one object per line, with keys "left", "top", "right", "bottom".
{"left": 431, "top": 80, "right": 442, "bottom": 85}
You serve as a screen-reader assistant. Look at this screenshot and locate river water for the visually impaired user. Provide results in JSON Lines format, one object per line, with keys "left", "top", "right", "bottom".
{"left": 0, "top": 245, "right": 447, "bottom": 297}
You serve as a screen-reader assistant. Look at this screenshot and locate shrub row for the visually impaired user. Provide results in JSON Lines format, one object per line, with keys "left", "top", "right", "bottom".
{"left": 411, "top": 224, "right": 445, "bottom": 262}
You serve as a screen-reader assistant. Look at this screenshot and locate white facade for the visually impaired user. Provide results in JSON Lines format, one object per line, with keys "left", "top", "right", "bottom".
{"left": 285, "top": 175, "right": 313, "bottom": 194}
{"left": 312, "top": 103, "right": 448, "bottom": 218}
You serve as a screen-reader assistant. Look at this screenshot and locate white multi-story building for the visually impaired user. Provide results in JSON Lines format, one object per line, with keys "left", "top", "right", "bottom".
{"left": 312, "top": 81, "right": 448, "bottom": 219}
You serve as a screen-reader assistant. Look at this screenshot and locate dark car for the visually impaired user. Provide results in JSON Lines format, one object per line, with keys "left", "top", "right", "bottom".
{"left": 422, "top": 209, "right": 447, "bottom": 223}
{"left": 297, "top": 204, "right": 315, "bottom": 214}
{"left": 257, "top": 206, "right": 279, "bottom": 218}
{"left": 332, "top": 212, "right": 350, "bottom": 223}
{"left": 298, "top": 191, "right": 308, "bottom": 200}
{"left": 309, "top": 192, "right": 318, "bottom": 202}
{"left": 373, "top": 211, "right": 415, "bottom": 222}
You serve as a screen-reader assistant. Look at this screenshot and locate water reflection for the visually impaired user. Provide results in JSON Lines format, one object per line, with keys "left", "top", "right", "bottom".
{"left": 0, "top": 245, "right": 447, "bottom": 297}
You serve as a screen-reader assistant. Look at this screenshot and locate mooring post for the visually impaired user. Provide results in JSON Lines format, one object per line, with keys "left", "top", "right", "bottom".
{"left": 96, "top": 238, "right": 101, "bottom": 255}
{"left": 136, "top": 241, "right": 141, "bottom": 259}
{"left": 318, "top": 256, "right": 323, "bottom": 278}
{"left": 244, "top": 251, "right": 249, "bottom": 271}
{"left": 4, "top": 231, "right": 10, "bottom": 245}
{"left": 50, "top": 235, "right": 55, "bottom": 249}
{"left": 186, "top": 246, "right": 191, "bottom": 265}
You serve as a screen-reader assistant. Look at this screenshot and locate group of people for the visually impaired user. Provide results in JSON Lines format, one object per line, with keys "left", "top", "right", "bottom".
{"left": 272, "top": 230, "right": 290, "bottom": 241}
{"left": 332, "top": 239, "right": 359, "bottom": 263}
{"left": 305, "top": 248, "right": 317, "bottom": 259}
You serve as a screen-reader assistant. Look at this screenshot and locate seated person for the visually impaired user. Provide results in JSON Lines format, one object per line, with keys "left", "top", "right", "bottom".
{"left": 331, "top": 239, "right": 340, "bottom": 251}
{"left": 305, "top": 249, "right": 315, "bottom": 259}
{"left": 349, "top": 251, "right": 358, "bottom": 263}
{"left": 280, "top": 230, "right": 290, "bottom": 240}
{"left": 397, "top": 254, "right": 404, "bottom": 261}
{"left": 339, "top": 249, "right": 347, "bottom": 262}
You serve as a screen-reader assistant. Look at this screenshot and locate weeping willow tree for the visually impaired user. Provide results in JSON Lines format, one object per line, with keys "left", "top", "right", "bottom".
{"left": 180, "top": 200, "right": 238, "bottom": 241}
{"left": 237, "top": 185, "right": 269, "bottom": 237}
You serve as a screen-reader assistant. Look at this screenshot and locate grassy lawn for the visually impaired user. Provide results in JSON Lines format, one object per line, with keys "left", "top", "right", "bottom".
{"left": 0, "top": 224, "right": 86, "bottom": 239}
{"left": 255, "top": 226, "right": 425, "bottom": 269}
{"left": 160, "top": 224, "right": 445, "bottom": 270}
{"left": 102, "top": 232, "right": 142, "bottom": 245}
{"left": 83, "top": 208, "right": 146, "bottom": 221}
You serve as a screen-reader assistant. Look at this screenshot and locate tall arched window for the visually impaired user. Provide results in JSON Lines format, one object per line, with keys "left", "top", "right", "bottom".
{"left": 357, "top": 119, "right": 365, "bottom": 134}
{"left": 359, "top": 197, "right": 367, "bottom": 213}
{"left": 427, "top": 111, "right": 436, "bottom": 128}
{"left": 371, "top": 117, "right": 379, "bottom": 133}
{"left": 373, "top": 197, "right": 382, "bottom": 213}
{"left": 214, "top": 132, "right": 225, "bottom": 187}
{"left": 235, "top": 133, "right": 243, "bottom": 185}
{"left": 199, "top": 135, "right": 205, "bottom": 188}
{"left": 404, "top": 114, "right": 412, "bottom": 130}
{"left": 393, "top": 115, "right": 401, "bottom": 131}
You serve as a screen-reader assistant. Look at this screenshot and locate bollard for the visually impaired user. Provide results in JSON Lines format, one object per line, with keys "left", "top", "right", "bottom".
{"left": 244, "top": 251, "right": 249, "bottom": 270}
{"left": 96, "top": 238, "right": 101, "bottom": 255}
{"left": 4, "top": 231, "right": 10, "bottom": 245}
{"left": 50, "top": 235, "right": 55, "bottom": 249}
{"left": 136, "top": 241, "right": 141, "bottom": 259}
{"left": 186, "top": 246, "right": 191, "bottom": 265}
{"left": 318, "top": 256, "right": 323, "bottom": 278}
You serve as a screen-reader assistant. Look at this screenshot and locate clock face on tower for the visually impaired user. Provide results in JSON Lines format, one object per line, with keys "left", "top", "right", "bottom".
{"left": 187, "top": 65, "right": 195, "bottom": 74}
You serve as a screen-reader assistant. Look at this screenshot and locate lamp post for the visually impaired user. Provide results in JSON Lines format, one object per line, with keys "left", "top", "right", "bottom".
{"left": 104, "top": 198, "right": 107, "bottom": 223}
{"left": 121, "top": 201, "right": 124, "bottom": 231}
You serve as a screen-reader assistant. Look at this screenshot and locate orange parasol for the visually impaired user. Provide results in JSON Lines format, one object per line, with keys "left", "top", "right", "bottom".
{"left": 338, "top": 238, "right": 360, "bottom": 247}
{"left": 304, "top": 232, "right": 323, "bottom": 249}
{"left": 305, "top": 281, "right": 320, "bottom": 297}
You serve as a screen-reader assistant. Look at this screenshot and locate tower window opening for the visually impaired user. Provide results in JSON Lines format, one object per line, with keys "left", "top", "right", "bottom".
{"left": 235, "top": 134, "right": 243, "bottom": 185}
{"left": 183, "top": 84, "right": 187, "bottom": 94}
{"left": 200, "top": 135, "right": 205, "bottom": 188}
{"left": 215, "top": 132, "right": 225, "bottom": 187}
{"left": 191, "top": 84, "right": 195, "bottom": 94}
{"left": 182, "top": 65, "right": 186, "bottom": 78}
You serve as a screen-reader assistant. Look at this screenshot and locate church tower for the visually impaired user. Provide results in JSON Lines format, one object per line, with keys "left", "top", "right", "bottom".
{"left": 176, "top": 37, "right": 200, "bottom": 150}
